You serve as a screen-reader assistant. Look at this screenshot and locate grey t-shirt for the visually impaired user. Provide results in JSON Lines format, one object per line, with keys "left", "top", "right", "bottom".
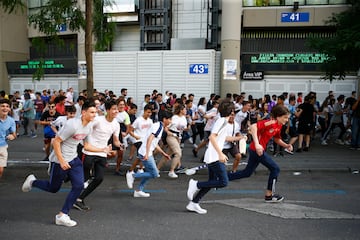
{"left": 49, "top": 118, "right": 92, "bottom": 163}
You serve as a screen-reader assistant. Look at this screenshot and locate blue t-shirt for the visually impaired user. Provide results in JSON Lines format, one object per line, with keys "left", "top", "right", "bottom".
{"left": 0, "top": 116, "right": 16, "bottom": 147}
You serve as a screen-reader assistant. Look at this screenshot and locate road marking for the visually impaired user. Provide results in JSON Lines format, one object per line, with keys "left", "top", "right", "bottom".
{"left": 204, "top": 198, "right": 360, "bottom": 219}
{"left": 300, "top": 189, "right": 346, "bottom": 195}
{"left": 118, "top": 189, "right": 166, "bottom": 193}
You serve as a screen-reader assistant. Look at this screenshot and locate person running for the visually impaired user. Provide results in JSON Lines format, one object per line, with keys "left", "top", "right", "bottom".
{"left": 228, "top": 104, "right": 293, "bottom": 203}
{"left": 127, "top": 103, "right": 153, "bottom": 174}
{"left": 186, "top": 99, "right": 234, "bottom": 214}
{"left": 21, "top": 101, "right": 98, "bottom": 227}
{"left": 126, "top": 111, "right": 173, "bottom": 197}
{"left": 73, "top": 100, "right": 121, "bottom": 211}
{"left": 0, "top": 99, "right": 16, "bottom": 179}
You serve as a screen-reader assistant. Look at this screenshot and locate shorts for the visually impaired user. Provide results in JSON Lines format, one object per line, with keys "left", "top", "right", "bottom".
{"left": 0, "top": 146, "right": 9, "bottom": 167}
{"left": 44, "top": 138, "right": 53, "bottom": 144}
{"left": 222, "top": 143, "right": 240, "bottom": 158}
{"left": 297, "top": 122, "right": 313, "bottom": 135}
{"left": 288, "top": 126, "right": 298, "bottom": 138}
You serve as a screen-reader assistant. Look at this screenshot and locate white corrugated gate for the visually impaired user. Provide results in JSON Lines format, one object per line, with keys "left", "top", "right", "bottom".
{"left": 9, "top": 77, "right": 79, "bottom": 95}
{"left": 241, "top": 75, "right": 358, "bottom": 103}
{"left": 93, "top": 50, "right": 220, "bottom": 107}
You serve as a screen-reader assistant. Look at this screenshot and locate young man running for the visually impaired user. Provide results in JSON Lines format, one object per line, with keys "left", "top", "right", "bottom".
{"left": 228, "top": 104, "right": 293, "bottom": 202}
{"left": 22, "top": 101, "right": 98, "bottom": 227}
{"left": 73, "top": 100, "right": 121, "bottom": 211}
{"left": 0, "top": 99, "right": 16, "bottom": 179}
{"left": 186, "top": 99, "right": 234, "bottom": 214}
{"left": 126, "top": 111, "right": 172, "bottom": 197}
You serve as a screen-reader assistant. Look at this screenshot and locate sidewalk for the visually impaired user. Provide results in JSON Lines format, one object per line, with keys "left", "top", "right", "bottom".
{"left": 6, "top": 128, "right": 360, "bottom": 173}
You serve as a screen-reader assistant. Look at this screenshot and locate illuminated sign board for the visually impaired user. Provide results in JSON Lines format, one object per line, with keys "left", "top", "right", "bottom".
{"left": 241, "top": 53, "right": 328, "bottom": 72}
{"left": 6, "top": 59, "right": 77, "bottom": 75}
{"left": 250, "top": 53, "right": 328, "bottom": 64}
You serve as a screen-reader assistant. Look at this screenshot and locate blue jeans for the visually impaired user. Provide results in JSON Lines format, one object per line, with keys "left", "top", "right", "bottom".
{"left": 193, "top": 161, "right": 228, "bottom": 203}
{"left": 134, "top": 154, "right": 159, "bottom": 191}
{"left": 351, "top": 116, "right": 360, "bottom": 147}
{"left": 32, "top": 157, "right": 84, "bottom": 214}
{"left": 228, "top": 149, "right": 280, "bottom": 192}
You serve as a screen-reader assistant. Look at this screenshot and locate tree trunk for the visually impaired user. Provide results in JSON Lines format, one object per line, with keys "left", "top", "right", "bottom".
{"left": 85, "top": 0, "right": 93, "bottom": 98}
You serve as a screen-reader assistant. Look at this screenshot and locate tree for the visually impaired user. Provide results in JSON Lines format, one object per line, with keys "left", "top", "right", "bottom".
{"left": 307, "top": 0, "right": 360, "bottom": 81}
{"left": 1, "top": 0, "right": 115, "bottom": 97}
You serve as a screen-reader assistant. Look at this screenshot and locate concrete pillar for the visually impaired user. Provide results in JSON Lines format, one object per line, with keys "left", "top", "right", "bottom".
{"left": 220, "top": 0, "right": 242, "bottom": 98}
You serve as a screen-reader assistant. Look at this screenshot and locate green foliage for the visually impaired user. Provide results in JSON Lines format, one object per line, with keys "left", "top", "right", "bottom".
{"left": 0, "top": 0, "right": 25, "bottom": 13}
{"left": 307, "top": 0, "right": 360, "bottom": 81}
{"left": 28, "top": 0, "right": 85, "bottom": 36}
{"left": 93, "top": 0, "right": 116, "bottom": 51}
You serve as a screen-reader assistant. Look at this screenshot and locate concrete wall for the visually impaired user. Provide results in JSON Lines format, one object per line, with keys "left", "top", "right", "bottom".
{"left": 0, "top": 8, "right": 29, "bottom": 92}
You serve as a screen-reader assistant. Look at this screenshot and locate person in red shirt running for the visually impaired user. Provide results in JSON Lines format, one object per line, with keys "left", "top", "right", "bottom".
{"left": 228, "top": 104, "right": 293, "bottom": 203}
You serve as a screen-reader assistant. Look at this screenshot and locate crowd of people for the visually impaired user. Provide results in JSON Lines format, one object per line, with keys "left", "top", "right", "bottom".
{"left": 0, "top": 86, "right": 358, "bottom": 226}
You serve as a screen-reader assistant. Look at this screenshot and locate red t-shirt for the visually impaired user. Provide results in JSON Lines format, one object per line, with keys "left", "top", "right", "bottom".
{"left": 249, "top": 119, "right": 282, "bottom": 151}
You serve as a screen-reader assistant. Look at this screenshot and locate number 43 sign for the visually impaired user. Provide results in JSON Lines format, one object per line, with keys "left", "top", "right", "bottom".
{"left": 189, "top": 64, "right": 209, "bottom": 74}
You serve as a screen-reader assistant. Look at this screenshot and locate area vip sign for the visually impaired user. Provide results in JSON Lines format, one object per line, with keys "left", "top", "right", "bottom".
{"left": 241, "top": 71, "right": 264, "bottom": 80}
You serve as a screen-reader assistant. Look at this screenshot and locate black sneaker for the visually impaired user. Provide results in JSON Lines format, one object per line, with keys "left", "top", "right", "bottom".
{"left": 303, "top": 146, "right": 309, "bottom": 152}
{"left": 192, "top": 148, "right": 198, "bottom": 157}
{"left": 73, "top": 200, "right": 90, "bottom": 211}
{"left": 265, "top": 194, "right": 284, "bottom": 203}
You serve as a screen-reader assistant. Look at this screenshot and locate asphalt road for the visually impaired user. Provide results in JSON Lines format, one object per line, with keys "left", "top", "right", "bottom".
{"left": 1, "top": 129, "right": 360, "bottom": 239}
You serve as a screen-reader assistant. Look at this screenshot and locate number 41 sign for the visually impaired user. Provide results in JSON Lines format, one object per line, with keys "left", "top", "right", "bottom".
{"left": 281, "top": 12, "right": 310, "bottom": 23}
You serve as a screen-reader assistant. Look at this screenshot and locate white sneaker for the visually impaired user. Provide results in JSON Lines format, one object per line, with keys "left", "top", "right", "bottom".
{"left": 321, "top": 140, "right": 328, "bottom": 146}
{"left": 188, "top": 138, "right": 193, "bottom": 144}
{"left": 193, "top": 143, "right": 198, "bottom": 148}
{"left": 134, "top": 190, "right": 150, "bottom": 198}
{"left": 335, "top": 139, "right": 344, "bottom": 145}
{"left": 55, "top": 214, "right": 77, "bottom": 227}
{"left": 126, "top": 171, "right": 135, "bottom": 189}
{"left": 187, "top": 179, "right": 199, "bottom": 201}
{"left": 186, "top": 201, "right": 207, "bottom": 214}
{"left": 180, "top": 143, "right": 184, "bottom": 148}
{"left": 168, "top": 171, "right": 178, "bottom": 178}
{"left": 22, "top": 174, "right": 36, "bottom": 192}
{"left": 137, "top": 169, "right": 144, "bottom": 173}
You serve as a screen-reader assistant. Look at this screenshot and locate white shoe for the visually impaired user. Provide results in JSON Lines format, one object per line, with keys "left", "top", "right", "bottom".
{"left": 186, "top": 201, "right": 207, "bottom": 214}
{"left": 321, "top": 140, "right": 328, "bottom": 146}
{"left": 180, "top": 143, "right": 184, "bottom": 148}
{"left": 134, "top": 190, "right": 150, "bottom": 198}
{"left": 137, "top": 169, "right": 144, "bottom": 173}
{"left": 193, "top": 144, "right": 198, "bottom": 148}
{"left": 22, "top": 174, "right": 36, "bottom": 192}
{"left": 168, "top": 171, "right": 178, "bottom": 178}
{"left": 188, "top": 138, "right": 193, "bottom": 144}
{"left": 126, "top": 171, "right": 135, "bottom": 189}
{"left": 335, "top": 139, "right": 344, "bottom": 145}
{"left": 187, "top": 179, "right": 199, "bottom": 201}
{"left": 55, "top": 214, "right": 77, "bottom": 227}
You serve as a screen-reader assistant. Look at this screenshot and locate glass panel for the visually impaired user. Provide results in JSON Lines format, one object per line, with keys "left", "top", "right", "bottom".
{"left": 243, "top": 0, "right": 257, "bottom": 7}
{"left": 28, "top": 0, "right": 42, "bottom": 8}
{"left": 269, "top": 0, "right": 281, "bottom": 6}
{"left": 285, "top": 0, "right": 306, "bottom": 5}
{"left": 306, "top": 0, "right": 328, "bottom": 5}
{"left": 329, "top": 0, "right": 347, "bottom": 4}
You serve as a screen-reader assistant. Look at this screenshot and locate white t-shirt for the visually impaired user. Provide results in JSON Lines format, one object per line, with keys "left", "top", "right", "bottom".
{"left": 132, "top": 116, "right": 153, "bottom": 143}
{"left": 223, "top": 121, "right": 240, "bottom": 149}
{"left": 82, "top": 116, "right": 120, "bottom": 157}
{"left": 235, "top": 110, "right": 248, "bottom": 130}
{"left": 204, "top": 117, "right": 232, "bottom": 164}
{"left": 204, "top": 108, "right": 220, "bottom": 131}
{"left": 195, "top": 104, "right": 206, "bottom": 123}
{"left": 168, "top": 114, "right": 187, "bottom": 133}
{"left": 51, "top": 116, "right": 68, "bottom": 132}
{"left": 49, "top": 118, "right": 93, "bottom": 163}
{"left": 138, "top": 122, "right": 163, "bottom": 157}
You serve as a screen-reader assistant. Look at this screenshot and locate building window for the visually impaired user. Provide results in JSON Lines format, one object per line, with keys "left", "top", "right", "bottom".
{"left": 242, "top": 0, "right": 347, "bottom": 7}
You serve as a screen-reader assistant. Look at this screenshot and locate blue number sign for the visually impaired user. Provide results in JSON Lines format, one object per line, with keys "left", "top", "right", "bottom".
{"left": 281, "top": 12, "right": 310, "bottom": 23}
{"left": 189, "top": 64, "right": 208, "bottom": 74}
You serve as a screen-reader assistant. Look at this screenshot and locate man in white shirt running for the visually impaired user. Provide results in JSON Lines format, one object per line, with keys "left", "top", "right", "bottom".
{"left": 22, "top": 101, "right": 100, "bottom": 227}
{"left": 73, "top": 99, "right": 121, "bottom": 211}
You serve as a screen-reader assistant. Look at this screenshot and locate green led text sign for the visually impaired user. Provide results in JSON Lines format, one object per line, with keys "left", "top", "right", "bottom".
{"left": 20, "top": 60, "right": 65, "bottom": 69}
{"left": 250, "top": 53, "right": 328, "bottom": 64}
